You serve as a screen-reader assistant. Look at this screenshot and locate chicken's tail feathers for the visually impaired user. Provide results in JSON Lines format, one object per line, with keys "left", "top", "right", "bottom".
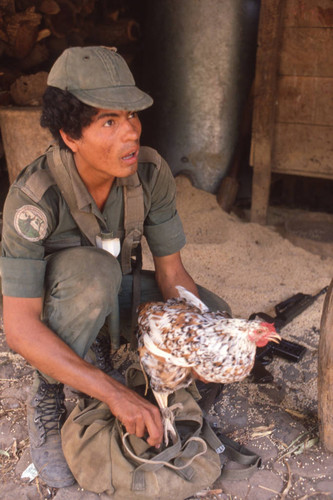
{"left": 175, "top": 286, "right": 209, "bottom": 313}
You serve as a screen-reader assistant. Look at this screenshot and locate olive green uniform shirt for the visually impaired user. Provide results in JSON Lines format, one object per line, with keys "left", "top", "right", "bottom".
{"left": 1, "top": 147, "right": 185, "bottom": 297}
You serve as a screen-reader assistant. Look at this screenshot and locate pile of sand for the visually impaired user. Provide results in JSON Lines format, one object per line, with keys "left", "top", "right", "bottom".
{"left": 144, "top": 175, "right": 332, "bottom": 318}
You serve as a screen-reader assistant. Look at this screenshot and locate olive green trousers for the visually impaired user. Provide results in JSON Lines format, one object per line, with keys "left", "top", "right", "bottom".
{"left": 41, "top": 247, "right": 231, "bottom": 383}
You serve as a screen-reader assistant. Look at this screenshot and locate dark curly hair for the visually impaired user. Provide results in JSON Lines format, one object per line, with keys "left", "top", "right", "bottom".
{"left": 40, "top": 87, "right": 98, "bottom": 149}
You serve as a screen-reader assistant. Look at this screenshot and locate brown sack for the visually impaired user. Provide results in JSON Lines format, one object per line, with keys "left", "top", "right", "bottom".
{"left": 61, "top": 365, "right": 222, "bottom": 499}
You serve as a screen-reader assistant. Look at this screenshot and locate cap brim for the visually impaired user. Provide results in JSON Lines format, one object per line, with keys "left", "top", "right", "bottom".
{"left": 69, "top": 85, "right": 153, "bottom": 111}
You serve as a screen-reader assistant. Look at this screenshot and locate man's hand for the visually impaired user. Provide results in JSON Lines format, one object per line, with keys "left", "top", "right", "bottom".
{"left": 106, "top": 381, "right": 163, "bottom": 448}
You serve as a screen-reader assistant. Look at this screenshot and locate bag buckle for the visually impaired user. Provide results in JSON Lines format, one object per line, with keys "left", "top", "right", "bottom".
{"left": 216, "top": 444, "right": 225, "bottom": 455}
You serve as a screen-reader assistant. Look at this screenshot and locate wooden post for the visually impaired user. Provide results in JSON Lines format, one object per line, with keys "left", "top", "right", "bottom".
{"left": 318, "top": 278, "right": 333, "bottom": 451}
{"left": 0, "top": 107, "right": 52, "bottom": 184}
{"left": 250, "top": 0, "right": 286, "bottom": 224}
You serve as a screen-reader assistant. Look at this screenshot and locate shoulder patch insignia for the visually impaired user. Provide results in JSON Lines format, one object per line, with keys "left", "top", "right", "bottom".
{"left": 14, "top": 205, "right": 48, "bottom": 242}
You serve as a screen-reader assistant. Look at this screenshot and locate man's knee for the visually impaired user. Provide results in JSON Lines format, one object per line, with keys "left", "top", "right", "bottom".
{"left": 44, "top": 247, "right": 122, "bottom": 306}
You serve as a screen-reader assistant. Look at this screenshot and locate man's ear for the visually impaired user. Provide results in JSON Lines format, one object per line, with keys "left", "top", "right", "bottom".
{"left": 59, "top": 129, "right": 79, "bottom": 153}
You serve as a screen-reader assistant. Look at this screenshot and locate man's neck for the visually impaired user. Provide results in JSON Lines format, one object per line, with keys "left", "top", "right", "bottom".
{"left": 89, "top": 183, "right": 114, "bottom": 212}
{"left": 74, "top": 159, "right": 115, "bottom": 212}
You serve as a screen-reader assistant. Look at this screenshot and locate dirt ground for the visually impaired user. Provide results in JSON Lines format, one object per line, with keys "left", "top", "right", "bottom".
{"left": 1, "top": 175, "right": 333, "bottom": 499}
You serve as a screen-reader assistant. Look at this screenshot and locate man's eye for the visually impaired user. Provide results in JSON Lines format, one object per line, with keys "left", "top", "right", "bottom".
{"left": 104, "top": 119, "right": 114, "bottom": 127}
{"left": 128, "top": 111, "right": 137, "bottom": 119}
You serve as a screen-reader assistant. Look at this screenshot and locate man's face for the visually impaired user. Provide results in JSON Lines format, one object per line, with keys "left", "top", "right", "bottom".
{"left": 65, "top": 108, "right": 142, "bottom": 180}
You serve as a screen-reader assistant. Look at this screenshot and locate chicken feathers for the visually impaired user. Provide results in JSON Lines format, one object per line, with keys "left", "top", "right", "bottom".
{"left": 137, "top": 286, "right": 279, "bottom": 392}
{"left": 137, "top": 286, "right": 280, "bottom": 444}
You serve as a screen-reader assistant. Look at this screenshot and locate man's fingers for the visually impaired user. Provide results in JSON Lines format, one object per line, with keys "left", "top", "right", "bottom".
{"left": 134, "top": 420, "right": 146, "bottom": 439}
{"left": 120, "top": 406, "right": 163, "bottom": 447}
{"left": 144, "top": 409, "right": 164, "bottom": 447}
{"left": 108, "top": 385, "right": 164, "bottom": 447}
{"left": 123, "top": 419, "right": 136, "bottom": 436}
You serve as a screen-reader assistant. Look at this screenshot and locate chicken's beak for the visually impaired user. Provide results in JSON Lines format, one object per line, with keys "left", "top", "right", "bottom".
{"left": 269, "top": 332, "right": 281, "bottom": 344}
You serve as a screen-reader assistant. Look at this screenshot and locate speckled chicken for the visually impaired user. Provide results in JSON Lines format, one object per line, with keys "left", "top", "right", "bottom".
{"left": 137, "top": 286, "right": 280, "bottom": 444}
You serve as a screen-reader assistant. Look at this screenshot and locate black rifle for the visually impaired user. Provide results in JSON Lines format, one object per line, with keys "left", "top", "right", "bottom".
{"left": 249, "top": 286, "right": 328, "bottom": 383}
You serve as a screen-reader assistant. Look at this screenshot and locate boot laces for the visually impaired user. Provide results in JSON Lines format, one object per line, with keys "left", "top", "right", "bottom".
{"left": 34, "top": 381, "right": 66, "bottom": 436}
{"left": 90, "top": 335, "right": 113, "bottom": 374}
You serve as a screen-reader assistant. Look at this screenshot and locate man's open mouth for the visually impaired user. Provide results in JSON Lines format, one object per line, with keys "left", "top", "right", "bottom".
{"left": 122, "top": 151, "right": 136, "bottom": 160}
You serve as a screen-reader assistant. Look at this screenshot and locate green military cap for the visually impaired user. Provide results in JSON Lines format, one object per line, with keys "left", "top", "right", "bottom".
{"left": 47, "top": 46, "right": 153, "bottom": 111}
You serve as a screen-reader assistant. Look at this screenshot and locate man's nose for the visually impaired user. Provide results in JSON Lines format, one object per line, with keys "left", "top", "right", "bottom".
{"left": 123, "top": 118, "right": 141, "bottom": 140}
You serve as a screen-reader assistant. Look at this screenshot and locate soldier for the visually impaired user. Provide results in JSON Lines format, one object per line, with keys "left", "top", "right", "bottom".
{"left": 1, "top": 46, "right": 229, "bottom": 488}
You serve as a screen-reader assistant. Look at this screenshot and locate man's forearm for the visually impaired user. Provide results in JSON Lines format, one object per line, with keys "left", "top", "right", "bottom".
{"left": 4, "top": 298, "right": 122, "bottom": 403}
{"left": 153, "top": 252, "right": 199, "bottom": 300}
{"left": 3, "top": 295, "right": 164, "bottom": 446}
{"left": 158, "top": 271, "right": 198, "bottom": 300}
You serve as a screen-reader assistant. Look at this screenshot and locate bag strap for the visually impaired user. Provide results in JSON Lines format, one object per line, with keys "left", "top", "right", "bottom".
{"left": 46, "top": 145, "right": 144, "bottom": 275}
{"left": 219, "top": 433, "right": 262, "bottom": 480}
{"left": 122, "top": 429, "right": 208, "bottom": 491}
{"left": 47, "top": 146, "right": 100, "bottom": 246}
{"left": 121, "top": 180, "right": 144, "bottom": 275}
{"left": 130, "top": 244, "right": 143, "bottom": 350}
{"left": 202, "top": 422, "right": 262, "bottom": 480}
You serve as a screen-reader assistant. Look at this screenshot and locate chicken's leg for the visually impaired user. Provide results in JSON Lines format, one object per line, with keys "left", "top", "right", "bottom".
{"left": 152, "top": 390, "right": 177, "bottom": 446}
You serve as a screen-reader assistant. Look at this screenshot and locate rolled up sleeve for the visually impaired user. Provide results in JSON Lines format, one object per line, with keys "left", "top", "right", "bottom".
{"left": 144, "top": 212, "right": 186, "bottom": 257}
{"left": 1, "top": 181, "right": 53, "bottom": 298}
{"left": 141, "top": 154, "right": 186, "bottom": 257}
{"left": 0, "top": 256, "right": 47, "bottom": 297}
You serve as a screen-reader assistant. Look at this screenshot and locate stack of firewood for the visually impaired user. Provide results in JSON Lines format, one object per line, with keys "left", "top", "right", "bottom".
{"left": 0, "top": 0, "right": 142, "bottom": 106}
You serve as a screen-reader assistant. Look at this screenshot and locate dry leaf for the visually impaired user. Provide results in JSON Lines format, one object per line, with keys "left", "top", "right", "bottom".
{"left": 285, "top": 408, "right": 307, "bottom": 419}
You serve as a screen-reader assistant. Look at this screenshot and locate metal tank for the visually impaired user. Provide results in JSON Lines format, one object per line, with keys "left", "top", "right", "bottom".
{"left": 140, "top": 0, "right": 260, "bottom": 193}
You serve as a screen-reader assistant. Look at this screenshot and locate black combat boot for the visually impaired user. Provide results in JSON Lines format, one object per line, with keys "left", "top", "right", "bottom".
{"left": 89, "top": 332, "right": 126, "bottom": 384}
{"left": 90, "top": 331, "right": 113, "bottom": 375}
{"left": 27, "top": 373, "right": 75, "bottom": 488}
